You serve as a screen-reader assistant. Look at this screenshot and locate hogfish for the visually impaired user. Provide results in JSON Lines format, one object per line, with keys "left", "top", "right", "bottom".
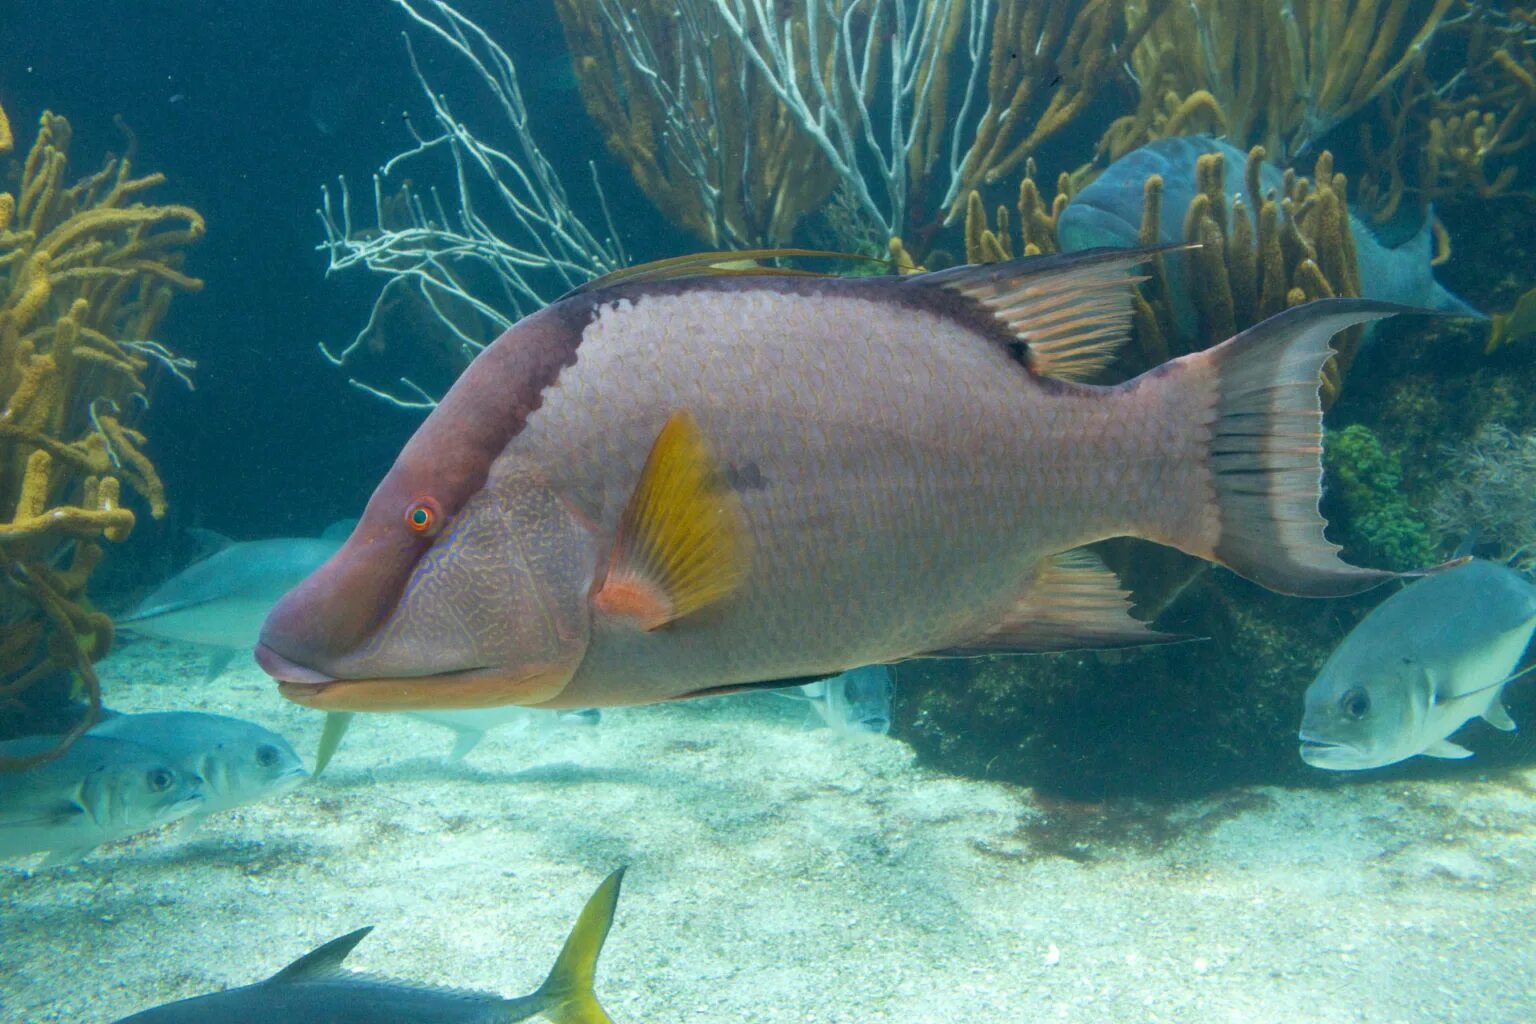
{"left": 257, "top": 247, "right": 1417, "bottom": 711}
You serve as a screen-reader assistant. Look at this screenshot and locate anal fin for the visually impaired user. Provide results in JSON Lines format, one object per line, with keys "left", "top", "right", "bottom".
{"left": 1484, "top": 702, "right": 1517, "bottom": 732}
{"left": 926, "top": 549, "right": 1186, "bottom": 655}
{"left": 1423, "top": 739, "right": 1474, "bottom": 760}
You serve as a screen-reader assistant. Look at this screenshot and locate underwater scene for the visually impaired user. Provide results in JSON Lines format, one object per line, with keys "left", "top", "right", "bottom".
{"left": 4, "top": 0, "right": 1536, "bottom": 1020}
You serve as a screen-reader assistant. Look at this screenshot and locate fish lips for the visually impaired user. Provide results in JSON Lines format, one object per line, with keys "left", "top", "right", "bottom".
{"left": 1298, "top": 734, "right": 1365, "bottom": 770}
{"left": 255, "top": 642, "right": 336, "bottom": 685}
{"left": 263, "top": 649, "right": 574, "bottom": 711}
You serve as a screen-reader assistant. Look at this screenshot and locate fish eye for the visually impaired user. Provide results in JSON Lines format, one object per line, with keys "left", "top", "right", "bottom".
{"left": 405, "top": 497, "right": 444, "bottom": 538}
{"left": 1340, "top": 687, "right": 1371, "bottom": 720}
{"left": 147, "top": 768, "right": 174, "bottom": 792}
{"left": 255, "top": 744, "right": 280, "bottom": 768}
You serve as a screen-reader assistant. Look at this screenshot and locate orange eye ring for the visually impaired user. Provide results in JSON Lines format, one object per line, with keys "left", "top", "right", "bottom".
{"left": 405, "top": 498, "right": 442, "bottom": 536}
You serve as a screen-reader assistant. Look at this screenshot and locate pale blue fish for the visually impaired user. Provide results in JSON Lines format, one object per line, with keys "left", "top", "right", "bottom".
{"left": 777, "top": 665, "right": 895, "bottom": 735}
{"left": 111, "top": 868, "right": 624, "bottom": 1023}
{"left": 1300, "top": 559, "right": 1536, "bottom": 770}
{"left": 1057, "top": 135, "right": 1481, "bottom": 341}
{"left": 312, "top": 705, "right": 600, "bottom": 775}
{"left": 89, "top": 711, "right": 307, "bottom": 820}
{"left": 0, "top": 734, "right": 205, "bottom": 867}
{"left": 118, "top": 523, "right": 352, "bottom": 679}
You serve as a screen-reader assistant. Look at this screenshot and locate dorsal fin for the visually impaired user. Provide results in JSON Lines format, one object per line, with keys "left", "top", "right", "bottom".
{"left": 268, "top": 927, "right": 373, "bottom": 984}
{"left": 570, "top": 248, "right": 884, "bottom": 296}
{"left": 909, "top": 246, "right": 1189, "bottom": 382}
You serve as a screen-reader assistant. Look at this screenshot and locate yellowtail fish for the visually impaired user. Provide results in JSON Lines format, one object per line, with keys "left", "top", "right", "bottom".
{"left": 257, "top": 247, "right": 1421, "bottom": 711}
{"left": 111, "top": 868, "right": 624, "bottom": 1023}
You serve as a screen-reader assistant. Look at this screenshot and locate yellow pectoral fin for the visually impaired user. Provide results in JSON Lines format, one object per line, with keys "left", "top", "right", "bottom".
{"left": 593, "top": 410, "right": 751, "bottom": 630}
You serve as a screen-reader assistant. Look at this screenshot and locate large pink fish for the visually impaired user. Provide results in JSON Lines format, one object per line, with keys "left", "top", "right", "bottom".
{"left": 258, "top": 249, "right": 1411, "bottom": 711}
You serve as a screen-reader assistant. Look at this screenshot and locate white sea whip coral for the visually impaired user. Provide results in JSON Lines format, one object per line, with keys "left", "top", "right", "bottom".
{"left": 317, "top": 0, "right": 625, "bottom": 410}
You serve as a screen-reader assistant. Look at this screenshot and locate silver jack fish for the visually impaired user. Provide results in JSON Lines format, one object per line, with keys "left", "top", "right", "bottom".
{"left": 257, "top": 248, "right": 1416, "bottom": 712}
{"left": 89, "top": 711, "right": 308, "bottom": 819}
{"left": 110, "top": 868, "right": 624, "bottom": 1023}
{"left": 1300, "top": 559, "right": 1536, "bottom": 770}
{"left": 0, "top": 734, "right": 205, "bottom": 867}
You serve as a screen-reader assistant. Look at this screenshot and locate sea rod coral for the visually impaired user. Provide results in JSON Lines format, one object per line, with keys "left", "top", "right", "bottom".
{"left": 0, "top": 101, "right": 202, "bottom": 766}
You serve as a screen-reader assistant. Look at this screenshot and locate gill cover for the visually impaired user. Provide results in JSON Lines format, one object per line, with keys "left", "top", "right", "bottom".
{"left": 297, "top": 468, "right": 598, "bottom": 710}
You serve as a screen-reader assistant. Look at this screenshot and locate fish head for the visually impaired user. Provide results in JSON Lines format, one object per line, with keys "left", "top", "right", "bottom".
{"left": 833, "top": 666, "right": 895, "bottom": 735}
{"left": 258, "top": 305, "right": 600, "bottom": 711}
{"left": 204, "top": 729, "right": 309, "bottom": 807}
{"left": 84, "top": 757, "right": 206, "bottom": 831}
{"left": 259, "top": 451, "right": 598, "bottom": 711}
{"left": 1298, "top": 657, "right": 1424, "bottom": 770}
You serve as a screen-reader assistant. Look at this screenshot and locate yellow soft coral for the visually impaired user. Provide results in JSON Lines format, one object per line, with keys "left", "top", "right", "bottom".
{"left": 0, "top": 99, "right": 201, "bottom": 764}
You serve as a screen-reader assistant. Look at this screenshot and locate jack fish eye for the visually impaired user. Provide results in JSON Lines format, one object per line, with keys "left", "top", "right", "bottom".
{"left": 406, "top": 497, "right": 444, "bottom": 537}
{"left": 1340, "top": 687, "right": 1371, "bottom": 720}
{"left": 146, "top": 768, "right": 173, "bottom": 792}
{"left": 255, "top": 744, "right": 279, "bottom": 768}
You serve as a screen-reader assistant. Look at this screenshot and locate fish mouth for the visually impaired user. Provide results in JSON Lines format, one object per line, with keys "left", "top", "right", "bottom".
{"left": 277, "top": 662, "right": 575, "bottom": 712}
{"left": 1298, "top": 734, "right": 1359, "bottom": 768}
{"left": 255, "top": 643, "right": 336, "bottom": 685}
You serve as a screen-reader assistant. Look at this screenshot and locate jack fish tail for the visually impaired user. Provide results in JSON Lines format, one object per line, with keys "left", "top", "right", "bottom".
{"left": 518, "top": 868, "right": 624, "bottom": 1024}
{"left": 1139, "top": 299, "right": 1418, "bottom": 596}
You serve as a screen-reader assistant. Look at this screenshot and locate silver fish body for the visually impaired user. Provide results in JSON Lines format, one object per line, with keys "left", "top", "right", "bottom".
{"left": 1300, "top": 559, "right": 1536, "bottom": 769}
{"left": 0, "top": 734, "right": 205, "bottom": 866}
{"left": 89, "top": 712, "right": 307, "bottom": 817}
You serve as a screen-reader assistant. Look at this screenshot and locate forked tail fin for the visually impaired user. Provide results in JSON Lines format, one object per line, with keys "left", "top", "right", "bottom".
{"left": 1161, "top": 299, "right": 1421, "bottom": 596}
{"left": 527, "top": 868, "right": 625, "bottom": 1024}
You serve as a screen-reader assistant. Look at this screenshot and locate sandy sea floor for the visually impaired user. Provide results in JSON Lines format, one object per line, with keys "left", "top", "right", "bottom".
{"left": 4, "top": 639, "right": 1536, "bottom": 1024}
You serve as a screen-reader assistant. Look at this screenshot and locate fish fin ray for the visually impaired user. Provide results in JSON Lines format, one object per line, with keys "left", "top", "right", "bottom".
{"left": 570, "top": 248, "right": 878, "bottom": 296}
{"left": 925, "top": 549, "right": 1187, "bottom": 654}
{"left": 1166, "top": 299, "right": 1430, "bottom": 596}
{"left": 593, "top": 411, "right": 751, "bottom": 630}
{"left": 268, "top": 926, "right": 374, "bottom": 983}
{"left": 532, "top": 868, "right": 624, "bottom": 1024}
{"left": 203, "top": 648, "right": 238, "bottom": 682}
{"left": 445, "top": 729, "right": 484, "bottom": 763}
{"left": 1423, "top": 739, "right": 1474, "bottom": 759}
{"left": 908, "top": 246, "right": 1185, "bottom": 382}
{"left": 1484, "top": 702, "right": 1517, "bottom": 732}
{"left": 1, "top": 801, "right": 86, "bottom": 829}
{"left": 312, "top": 711, "right": 355, "bottom": 778}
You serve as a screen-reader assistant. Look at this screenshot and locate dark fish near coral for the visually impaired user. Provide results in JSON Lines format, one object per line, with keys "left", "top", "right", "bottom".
{"left": 110, "top": 867, "right": 624, "bottom": 1023}
{"left": 1057, "top": 135, "right": 1481, "bottom": 338}
{"left": 1300, "top": 559, "right": 1536, "bottom": 770}
{"left": 0, "top": 734, "right": 204, "bottom": 867}
{"left": 258, "top": 247, "right": 1417, "bottom": 712}
{"left": 89, "top": 711, "right": 307, "bottom": 819}
{"left": 119, "top": 527, "right": 349, "bottom": 680}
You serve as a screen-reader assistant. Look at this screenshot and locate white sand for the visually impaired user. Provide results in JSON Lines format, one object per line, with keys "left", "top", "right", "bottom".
{"left": 4, "top": 639, "right": 1535, "bottom": 1024}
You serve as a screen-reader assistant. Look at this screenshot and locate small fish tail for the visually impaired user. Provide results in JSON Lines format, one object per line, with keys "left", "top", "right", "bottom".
{"left": 1153, "top": 299, "right": 1416, "bottom": 596}
{"left": 528, "top": 868, "right": 624, "bottom": 1024}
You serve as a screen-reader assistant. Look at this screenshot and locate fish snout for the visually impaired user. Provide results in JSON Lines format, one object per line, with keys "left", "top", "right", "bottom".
{"left": 1298, "top": 732, "right": 1364, "bottom": 770}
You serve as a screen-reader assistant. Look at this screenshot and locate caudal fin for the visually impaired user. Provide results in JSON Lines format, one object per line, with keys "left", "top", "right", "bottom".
{"left": 1167, "top": 299, "right": 1419, "bottom": 596}
{"left": 531, "top": 868, "right": 624, "bottom": 1024}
